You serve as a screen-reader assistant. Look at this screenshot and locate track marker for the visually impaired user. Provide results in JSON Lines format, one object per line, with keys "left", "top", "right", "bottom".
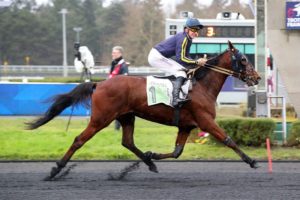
{"left": 266, "top": 138, "right": 273, "bottom": 173}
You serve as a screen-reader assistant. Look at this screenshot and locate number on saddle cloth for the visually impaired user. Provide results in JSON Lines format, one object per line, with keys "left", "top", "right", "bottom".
{"left": 146, "top": 76, "right": 190, "bottom": 107}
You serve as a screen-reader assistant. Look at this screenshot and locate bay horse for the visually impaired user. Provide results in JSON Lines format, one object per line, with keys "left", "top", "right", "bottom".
{"left": 27, "top": 41, "right": 261, "bottom": 179}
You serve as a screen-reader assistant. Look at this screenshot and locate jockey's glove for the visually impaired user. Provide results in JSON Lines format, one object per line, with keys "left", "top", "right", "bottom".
{"left": 196, "top": 54, "right": 207, "bottom": 67}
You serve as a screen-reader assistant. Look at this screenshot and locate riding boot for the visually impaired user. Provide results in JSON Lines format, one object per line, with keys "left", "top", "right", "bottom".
{"left": 172, "top": 77, "right": 190, "bottom": 108}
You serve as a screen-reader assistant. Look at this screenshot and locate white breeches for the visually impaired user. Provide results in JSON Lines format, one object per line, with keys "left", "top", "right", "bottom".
{"left": 148, "top": 48, "right": 187, "bottom": 78}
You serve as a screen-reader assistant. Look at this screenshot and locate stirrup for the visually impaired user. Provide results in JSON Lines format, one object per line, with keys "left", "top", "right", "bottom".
{"left": 172, "top": 98, "right": 190, "bottom": 107}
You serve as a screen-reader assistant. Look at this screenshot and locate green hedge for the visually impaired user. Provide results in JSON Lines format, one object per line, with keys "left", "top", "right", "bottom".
{"left": 287, "top": 121, "right": 300, "bottom": 147}
{"left": 212, "top": 118, "right": 276, "bottom": 146}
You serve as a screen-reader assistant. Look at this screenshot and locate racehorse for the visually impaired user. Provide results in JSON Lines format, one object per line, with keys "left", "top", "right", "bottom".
{"left": 27, "top": 41, "right": 261, "bottom": 179}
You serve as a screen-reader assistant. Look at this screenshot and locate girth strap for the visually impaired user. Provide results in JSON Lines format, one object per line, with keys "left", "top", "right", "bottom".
{"left": 173, "top": 108, "right": 180, "bottom": 126}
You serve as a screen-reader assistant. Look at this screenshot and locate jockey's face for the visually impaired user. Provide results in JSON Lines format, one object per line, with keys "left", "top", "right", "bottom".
{"left": 186, "top": 28, "right": 199, "bottom": 39}
{"left": 112, "top": 49, "right": 122, "bottom": 60}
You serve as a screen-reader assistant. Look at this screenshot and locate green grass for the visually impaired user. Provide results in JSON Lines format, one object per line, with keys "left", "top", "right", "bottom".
{"left": 1, "top": 117, "right": 300, "bottom": 160}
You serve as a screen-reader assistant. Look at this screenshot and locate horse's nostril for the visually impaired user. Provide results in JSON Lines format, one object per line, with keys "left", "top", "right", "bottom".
{"left": 257, "top": 77, "right": 261, "bottom": 81}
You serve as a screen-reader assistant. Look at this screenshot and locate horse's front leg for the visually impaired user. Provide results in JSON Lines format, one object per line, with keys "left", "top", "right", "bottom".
{"left": 222, "top": 136, "right": 259, "bottom": 168}
{"left": 198, "top": 116, "right": 259, "bottom": 169}
{"left": 145, "top": 127, "right": 192, "bottom": 161}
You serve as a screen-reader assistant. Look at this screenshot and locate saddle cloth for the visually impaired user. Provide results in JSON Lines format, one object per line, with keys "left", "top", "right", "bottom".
{"left": 146, "top": 76, "right": 190, "bottom": 107}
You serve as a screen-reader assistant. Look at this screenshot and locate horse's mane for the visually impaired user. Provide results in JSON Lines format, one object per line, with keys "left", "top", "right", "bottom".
{"left": 194, "top": 51, "right": 226, "bottom": 81}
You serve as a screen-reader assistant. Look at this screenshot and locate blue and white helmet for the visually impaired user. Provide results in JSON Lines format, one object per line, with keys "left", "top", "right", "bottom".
{"left": 185, "top": 18, "right": 203, "bottom": 30}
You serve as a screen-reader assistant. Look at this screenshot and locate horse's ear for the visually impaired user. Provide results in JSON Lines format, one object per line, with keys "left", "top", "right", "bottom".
{"left": 228, "top": 40, "right": 235, "bottom": 52}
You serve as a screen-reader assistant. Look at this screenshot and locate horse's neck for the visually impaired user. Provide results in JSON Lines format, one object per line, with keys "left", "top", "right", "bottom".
{"left": 196, "top": 58, "right": 230, "bottom": 99}
{"left": 199, "top": 70, "right": 228, "bottom": 99}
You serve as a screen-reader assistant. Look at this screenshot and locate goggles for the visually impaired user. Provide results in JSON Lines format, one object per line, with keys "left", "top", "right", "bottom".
{"left": 188, "top": 27, "right": 200, "bottom": 33}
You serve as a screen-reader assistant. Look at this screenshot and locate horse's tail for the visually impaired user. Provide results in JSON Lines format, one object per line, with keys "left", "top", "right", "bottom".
{"left": 26, "top": 82, "right": 96, "bottom": 130}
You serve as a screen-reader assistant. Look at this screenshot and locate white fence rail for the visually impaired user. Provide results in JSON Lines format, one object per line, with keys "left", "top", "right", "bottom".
{"left": 0, "top": 65, "right": 165, "bottom": 77}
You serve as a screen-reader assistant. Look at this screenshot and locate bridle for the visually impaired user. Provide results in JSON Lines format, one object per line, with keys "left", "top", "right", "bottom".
{"left": 204, "top": 49, "right": 248, "bottom": 79}
{"left": 187, "top": 49, "right": 249, "bottom": 81}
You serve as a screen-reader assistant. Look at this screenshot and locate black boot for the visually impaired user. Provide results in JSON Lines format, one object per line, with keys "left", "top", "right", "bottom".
{"left": 172, "top": 77, "right": 189, "bottom": 108}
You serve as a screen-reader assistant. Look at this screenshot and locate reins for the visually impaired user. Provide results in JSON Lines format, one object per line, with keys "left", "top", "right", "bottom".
{"left": 203, "top": 63, "right": 241, "bottom": 78}
{"left": 187, "top": 62, "right": 241, "bottom": 79}
{"left": 187, "top": 50, "right": 242, "bottom": 79}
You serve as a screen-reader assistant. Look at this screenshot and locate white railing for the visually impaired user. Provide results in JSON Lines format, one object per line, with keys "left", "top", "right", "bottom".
{"left": 0, "top": 65, "right": 165, "bottom": 77}
{"left": 0, "top": 76, "right": 44, "bottom": 83}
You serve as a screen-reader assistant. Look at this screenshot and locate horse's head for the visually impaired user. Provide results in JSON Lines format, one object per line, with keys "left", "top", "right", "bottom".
{"left": 227, "top": 41, "right": 261, "bottom": 86}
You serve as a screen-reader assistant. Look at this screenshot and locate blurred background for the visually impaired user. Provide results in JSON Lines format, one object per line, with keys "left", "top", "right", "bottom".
{"left": 0, "top": 0, "right": 253, "bottom": 66}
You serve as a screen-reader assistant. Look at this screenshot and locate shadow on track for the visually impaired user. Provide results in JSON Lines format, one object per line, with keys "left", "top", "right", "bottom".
{"left": 107, "top": 161, "right": 141, "bottom": 181}
{"left": 43, "top": 163, "right": 77, "bottom": 181}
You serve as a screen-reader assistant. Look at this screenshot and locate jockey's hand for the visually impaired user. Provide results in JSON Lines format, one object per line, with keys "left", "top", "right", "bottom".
{"left": 196, "top": 54, "right": 207, "bottom": 67}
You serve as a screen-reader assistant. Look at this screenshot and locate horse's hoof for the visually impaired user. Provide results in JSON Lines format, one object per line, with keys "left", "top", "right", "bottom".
{"left": 143, "top": 151, "right": 159, "bottom": 173}
{"left": 43, "top": 167, "right": 60, "bottom": 181}
{"left": 250, "top": 160, "right": 260, "bottom": 169}
{"left": 144, "top": 151, "right": 153, "bottom": 159}
{"left": 149, "top": 164, "right": 159, "bottom": 173}
{"left": 50, "top": 166, "right": 62, "bottom": 178}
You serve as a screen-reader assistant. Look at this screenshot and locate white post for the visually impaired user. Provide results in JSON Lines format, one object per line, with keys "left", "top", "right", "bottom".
{"left": 247, "top": 0, "right": 256, "bottom": 17}
{"left": 255, "top": 0, "right": 268, "bottom": 117}
{"left": 269, "top": 96, "right": 287, "bottom": 145}
{"left": 59, "top": 8, "right": 68, "bottom": 77}
{"left": 267, "top": 95, "right": 271, "bottom": 118}
{"left": 282, "top": 97, "right": 287, "bottom": 144}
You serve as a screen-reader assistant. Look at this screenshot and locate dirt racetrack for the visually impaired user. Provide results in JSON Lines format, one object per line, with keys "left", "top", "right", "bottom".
{"left": 1, "top": 161, "right": 300, "bottom": 200}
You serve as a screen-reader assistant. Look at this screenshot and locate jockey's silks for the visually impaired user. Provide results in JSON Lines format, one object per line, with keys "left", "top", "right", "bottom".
{"left": 154, "top": 32, "right": 197, "bottom": 68}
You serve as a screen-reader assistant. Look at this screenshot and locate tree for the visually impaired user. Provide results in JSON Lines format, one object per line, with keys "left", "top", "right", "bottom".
{"left": 97, "top": 2, "right": 125, "bottom": 64}
{"left": 106, "top": 0, "right": 164, "bottom": 66}
{"left": 0, "top": 0, "right": 253, "bottom": 66}
{"left": 174, "top": 0, "right": 253, "bottom": 19}
{"left": 76, "top": 0, "right": 103, "bottom": 58}
{"left": 106, "top": 0, "right": 142, "bottom": 65}
{"left": 139, "top": 0, "right": 164, "bottom": 62}
{"left": 174, "top": 0, "right": 206, "bottom": 18}
{"left": 0, "top": 0, "right": 107, "bottom": 65}
{"left": 0, "top": 4, "right": 50, "bottom": 65}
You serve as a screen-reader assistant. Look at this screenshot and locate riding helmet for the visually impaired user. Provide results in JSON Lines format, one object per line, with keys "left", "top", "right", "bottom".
{"left": 185, "top": 18, "right": 203, "bottom": 30}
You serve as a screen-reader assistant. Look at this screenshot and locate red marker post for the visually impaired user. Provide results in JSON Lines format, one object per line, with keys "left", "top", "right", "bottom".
{"left": 266, "top": 138, "right": 273, "bottom": 173}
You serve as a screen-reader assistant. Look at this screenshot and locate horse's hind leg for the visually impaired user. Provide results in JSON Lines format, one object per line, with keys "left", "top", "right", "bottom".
{"left": 118, "top": 114, "right": 158, "bottom": 173}
{"left": 48, "top": 119, "right": 110, "bottom": 179}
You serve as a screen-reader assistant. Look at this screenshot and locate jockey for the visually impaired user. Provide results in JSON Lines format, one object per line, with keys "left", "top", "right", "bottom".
{"left": 148, "top": 18, "right": 207, "bottom": 108}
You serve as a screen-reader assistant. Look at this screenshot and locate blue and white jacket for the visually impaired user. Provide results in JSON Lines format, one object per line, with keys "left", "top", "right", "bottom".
{"left": 154, "top": 32, "right": 196, "bottom": 67}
